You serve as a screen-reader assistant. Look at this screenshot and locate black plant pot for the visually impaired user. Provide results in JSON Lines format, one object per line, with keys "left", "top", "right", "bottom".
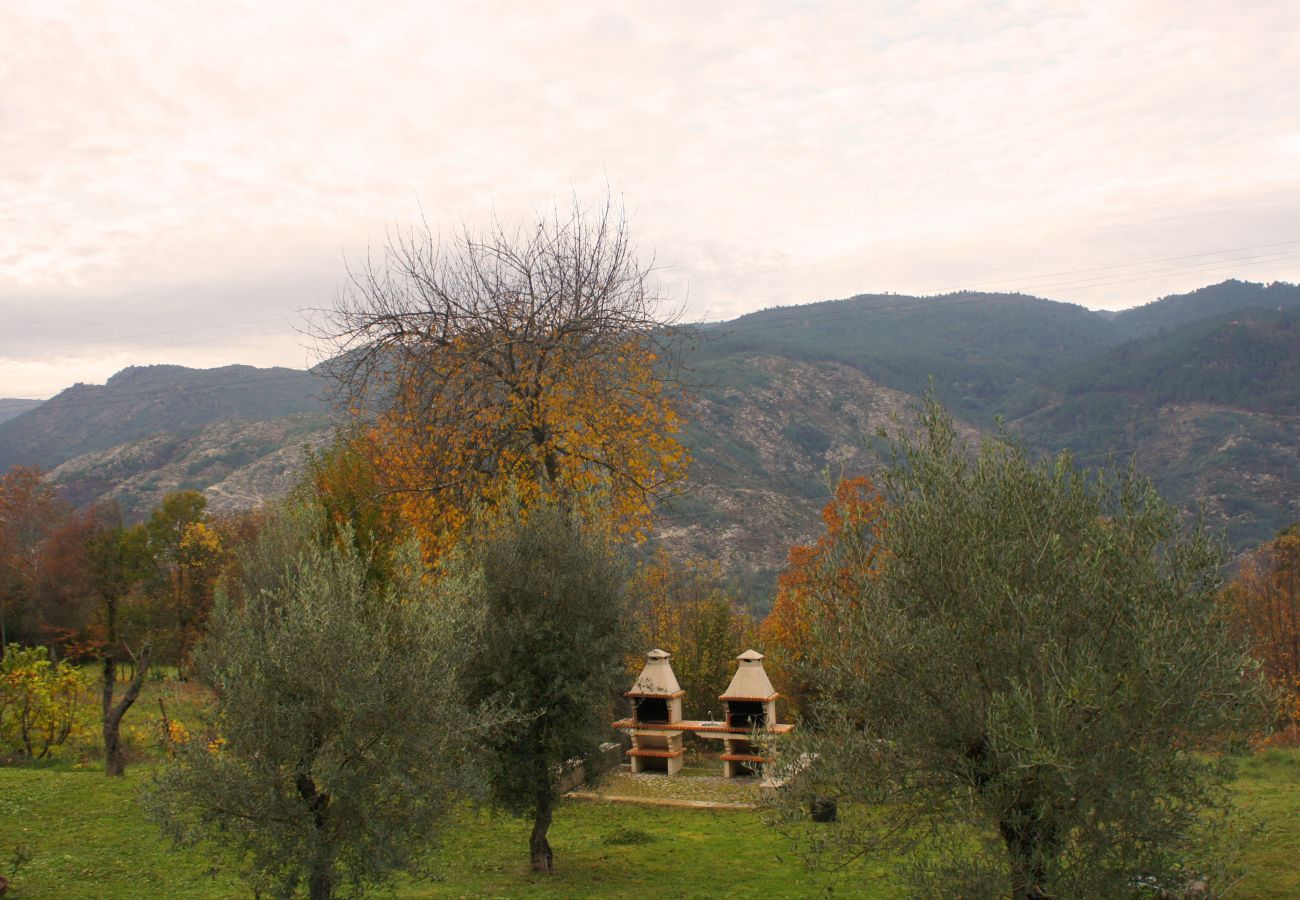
{"left": 809, "top": 797, "right": 838, "bottom": 822}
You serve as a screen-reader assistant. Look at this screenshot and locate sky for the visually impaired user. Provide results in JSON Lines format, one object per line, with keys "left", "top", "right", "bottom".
{"left": 3, "top": 0, "right": 1300, "bottom": 399}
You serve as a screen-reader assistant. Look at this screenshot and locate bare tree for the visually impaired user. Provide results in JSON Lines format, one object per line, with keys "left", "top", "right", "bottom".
{"left": 314, "top": 196, "right": 688, "bottom": 551}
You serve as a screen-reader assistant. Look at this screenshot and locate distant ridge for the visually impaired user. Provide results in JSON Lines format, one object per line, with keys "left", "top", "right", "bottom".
{"left": 0, "top": 398, "right": 42, "bottom": 424}
{"left": 0, "top": 364, "right": 329, "bottom": 472}
{"left": 1113, "top": 279, "right": 1300, "bottom": 339}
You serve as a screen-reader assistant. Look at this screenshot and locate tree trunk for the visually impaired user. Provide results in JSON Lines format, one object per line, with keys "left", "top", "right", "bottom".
{"left": 308, "top": 855, "right": 335, "bottom": 900}
{"left": 103, "top": 643, "right": 151, "bottom": 776}
{"left": 295, "top": 752, "right": 334, "bottom": 899}
{"left": 809, "top": 797, "right": 838, "bottom": 822}
{"left": 530, "top": 798, "right": 554, "bottom": 874}
{"left": 1000, "top": 808, "right": 1055, "bottom": 900}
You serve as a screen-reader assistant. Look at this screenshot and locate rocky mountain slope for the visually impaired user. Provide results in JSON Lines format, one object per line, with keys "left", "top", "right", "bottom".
{"left": 2, "top": 279, "right": 1296, "bottom": 588}
{"left": 48, "top": 414, "right": 332, "bottom": 518}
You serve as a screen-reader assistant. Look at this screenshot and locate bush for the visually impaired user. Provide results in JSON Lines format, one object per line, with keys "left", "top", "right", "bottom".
{"left": 0, "top": 645, "right": 92, "bottom": 761}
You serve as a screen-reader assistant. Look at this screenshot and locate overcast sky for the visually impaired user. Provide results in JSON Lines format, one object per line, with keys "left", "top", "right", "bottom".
{"left": 4, "top": 0, "right": 1300, "bottom": 398}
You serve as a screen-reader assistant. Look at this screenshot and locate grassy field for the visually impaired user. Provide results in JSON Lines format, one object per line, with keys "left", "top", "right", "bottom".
{"left": 0, "top": 764, "right": 894, "bottom": 898}
{"left": 1, "top": 680, "right": 1298, "bottom": 898}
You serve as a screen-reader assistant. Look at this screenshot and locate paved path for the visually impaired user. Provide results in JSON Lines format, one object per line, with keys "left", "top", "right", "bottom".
{"left": 566, "top": 791, "right": 757, "bottom": 810}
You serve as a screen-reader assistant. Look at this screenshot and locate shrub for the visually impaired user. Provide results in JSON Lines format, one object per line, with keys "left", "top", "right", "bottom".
{"left": 0, "top": 645, "right": 92, "bottom": 761}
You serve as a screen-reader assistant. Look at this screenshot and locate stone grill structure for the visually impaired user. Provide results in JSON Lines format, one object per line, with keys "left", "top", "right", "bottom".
{"left": 613, "top": 648, "right": 792, "bottom": 778}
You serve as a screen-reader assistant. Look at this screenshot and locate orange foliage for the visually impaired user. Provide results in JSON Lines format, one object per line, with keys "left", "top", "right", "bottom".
{"left": 1228, "top": 525, "right": 1300, "bottom": 725}
{"left": 760, "top": 476, "right": 887, "bottom": 713}
{"left": 370, "top": 333, "right": 687, "bottom": 563}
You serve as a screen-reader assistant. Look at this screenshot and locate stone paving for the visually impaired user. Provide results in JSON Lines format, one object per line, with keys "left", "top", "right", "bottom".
{"left": 579, "top": 764, "right": 765, "bottom": 806}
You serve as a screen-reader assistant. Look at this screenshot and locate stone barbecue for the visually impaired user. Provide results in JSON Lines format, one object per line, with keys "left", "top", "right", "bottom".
{"left": 622, "top": 648, "right": 687, "bottom": 774}
{"left": 613, "top": 648, "right": 793, "bottom": 778}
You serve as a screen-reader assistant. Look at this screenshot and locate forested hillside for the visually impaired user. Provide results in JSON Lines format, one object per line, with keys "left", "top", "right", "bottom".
{"left": 1009, "top": 308, "right": 1300, "bottom": 548}
{"left": 1112, "top": 279, "right": 1300, "bottom": 339}
{"left": 693, "top": 290, "right": 1120, "bottom": 423}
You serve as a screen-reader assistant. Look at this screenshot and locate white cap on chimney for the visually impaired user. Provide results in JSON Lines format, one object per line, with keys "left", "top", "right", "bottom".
{"left": 627, "top": 648, "right": 684, "bottom": 697}
{"left": 720, "top": 649, "right": 778, "bottom": 700}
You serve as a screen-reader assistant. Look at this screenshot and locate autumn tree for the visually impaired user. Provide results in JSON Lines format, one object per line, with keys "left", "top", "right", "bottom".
{"left": 27, "top": 509, "right": 101, "bottom": 653}
{"left": 81, "top": 504, "right": 155, "bottom": 775}
{"left": 138, "top": 491, "right": 222, "bottom": 666}
{"left": 1227, "top": 524, "right": 1300, "bottom": 727}
{"left": 772, "top": 399, "right": 1272, "bottom": 900}
{"left": 295, "top": 429, "right": 404, "bottom": 587}
{"left": 631, "top": 549, "right": 753, "bottom": 719}
{"left": 759, "top": 475, "right": 886, "bottom": 715}
{"left": 0, "top": 466, "right": 68, "bottom": 651}
{"left": 319, "top": 197, "right": 688, "bottom": 559}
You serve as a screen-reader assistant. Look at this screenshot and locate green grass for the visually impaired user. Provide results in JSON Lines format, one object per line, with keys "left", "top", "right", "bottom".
{"left": 0, "top": 765, "right": 888, "bottom": 898}
{"left": 2, "top": 680, "right": 1297, "bottom": 898}
{"left": 0, "top": 764, "right": 242, "bottom": 898}
{"left": 1227, "top": 750, "right": 1300, "bottom": 900}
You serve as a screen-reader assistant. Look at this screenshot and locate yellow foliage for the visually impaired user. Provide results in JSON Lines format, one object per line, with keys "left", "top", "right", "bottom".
{"left": 0, "top": 646, "right": 93, "bottom": 760}
{"left": 371, "top": 332, "right": 688, "bottom": 564}
{"left": 179, "top": 520, "right": 221, "bottom": 567}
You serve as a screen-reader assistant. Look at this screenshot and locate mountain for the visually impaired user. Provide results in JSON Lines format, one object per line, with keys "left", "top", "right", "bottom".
{"left": 2, "top": 279, "right": 1296, "bottom": 593}
{"left": 0, "top": 398, "right": 42, "bottom": 424}
{"left": 0, "top": 364, "right": 329, "bottom": 472}
{"left": 1009, "top": 307, "right": 1300, "bottom": 549}
{"left": 48, "top": 414, "right": 332, "bottom": 519}
{"left": 1112, "top": 279, "right": 1300, "bottom": 340}
{"left": 694, "top": 290, "right": 1122, "bottom": 424}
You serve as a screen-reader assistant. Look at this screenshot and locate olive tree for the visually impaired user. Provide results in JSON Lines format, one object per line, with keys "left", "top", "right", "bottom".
{"left": 451, "top": 498, "right": 634, "bottom": 874}
{"left": 145, "top": 504, "right": 485, "bottom": 900}
{"left": 772, "top": 399, "right": 1271, "bottom": 899}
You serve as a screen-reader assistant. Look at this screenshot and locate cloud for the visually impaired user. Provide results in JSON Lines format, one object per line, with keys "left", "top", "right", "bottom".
{"left": 2, "top": 0, "right": 1299, "bottom": 395}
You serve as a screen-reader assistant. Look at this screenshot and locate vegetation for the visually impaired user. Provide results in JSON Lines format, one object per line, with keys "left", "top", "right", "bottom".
{"left": 0, "top": 466, "right": 68, "bottom": 650}
{"left": 0, "top": 644, "right": 92, "bottom": 761}
{"left": 2, "top": 749, "right": 1299, "bottom": 898}
{"left": 144, "top": 504, "right": 483, "bottom": 899}
{"left": 773, "top": 398, "right": 1274, "bottom": 899}
{"left": 452, "top": 499, "right": 635, "bottom": 874}
{"left": 759, "top": 475, "right": 886, "bottom": 715}
{"left": 629, "top": 550, "right": 752, "bottom": 720}
{"left": 320, "top": 197, "right": 688, "bottom": 559}
{"left": 1227, "top": 524, "right": 1300, "bottom": 728}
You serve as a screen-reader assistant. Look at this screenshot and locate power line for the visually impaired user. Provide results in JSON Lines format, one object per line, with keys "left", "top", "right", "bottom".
{"left": 949, "top": 239, "right": 1300, "bottom": 291}
{"left": 662, "top": 188, "right": 1300, "bottom": 291}
{"left": 10, "top": 256, "right": 1298, "bottom": 415}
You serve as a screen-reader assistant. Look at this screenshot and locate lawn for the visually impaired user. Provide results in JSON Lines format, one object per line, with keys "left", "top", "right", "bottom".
{"left": 0, "top": 764, "right": 894, "bottom": 898}
{"left": 1, "top": 679, "right": 1297, "bottom": 898}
